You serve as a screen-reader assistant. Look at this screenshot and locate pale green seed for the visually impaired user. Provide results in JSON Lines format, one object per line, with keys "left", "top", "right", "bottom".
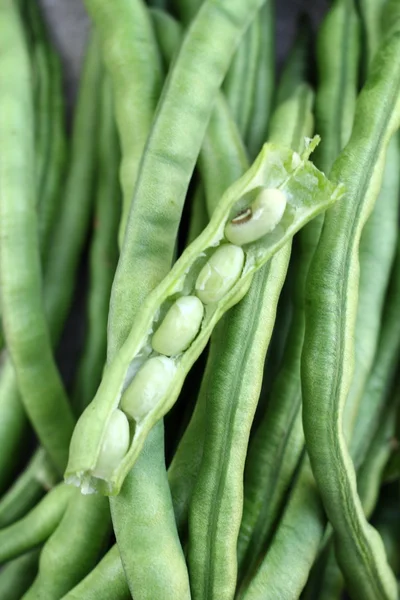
{"left": 120, "top": 356, "right": 176, "bottom": 421}
{"left": 225, "top": 188, "right": 287, "bottom": 245}
{"left": 195, "top": 244, "right": 245, "bottom": 304}
{"left": 152, "top": 296, "right": 204, "bottom": 356}
{"left": 92, "top": 409, "right": 130, "bottom": 479}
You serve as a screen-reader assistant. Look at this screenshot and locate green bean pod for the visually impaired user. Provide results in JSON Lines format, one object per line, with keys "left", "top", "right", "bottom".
{"left": 313, "top": 0, "right": 360, "bottom": 174}
{"left": 344, "top": 137, "right": 400, "bottom": 439}
{"left": 0, "top": 27, "right": 101, "bottom": 511}
{"left": 357, "top": 394, "right": 399, "bottom": 519}
{"left": 0, "top": 0, "right": 74, "bottom": 473}
{"left": 150, "top": 8, "right": 248, "bottom": 218}
{"left": 108, "top": 0, "right": 283, "bottom": 360}
{"left": 0, "top": 358, "right": 28, "bottom": 493}
{"left": 186, "top": 47, "right": 311, "bottom": 600}
{"left": 246, "top": 1, "right": 274, "bottom": 158}
{"left": 24, "top": 494, "right": 110, "bottom": 599}
{"left": 110, "top": 424, "right": 191, "bottom": 600}
{"left": 217, "top": 84, "right": 314, "bottom": 593}
{"left": 72, "top": 73, "right": 121, "bottom": 415}
{"left": 61, "top": 545, "right": 129, "bottom": 600}
{"left": 0, "top": 448, "right": 57, "bottom": 528}
{"left": 352, "top": 236, "right": 400, "bottom": 467}
{"left": 99, "top": 5, "right": 190, "bottom": 600}
{"left": 82, "top": 0, "right": 163, "bottom": 245}
{"left": 240, "top": 458, "right": 325, "bottom": 600}
{"left": 301, "top": 26, "right": 400, "bottom": 600}
{"left": 0, "top": 549, "right": 40, "bottom": 600}
{"left": 66, "top": 140, "right": 342, "bottom": 496}
{"left": 0, "top": 484, "right": 73, "bottom": 564}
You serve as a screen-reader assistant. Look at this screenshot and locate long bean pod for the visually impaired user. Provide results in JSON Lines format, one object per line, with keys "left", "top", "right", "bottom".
{"left": 0, "top": 449, "right": 57, "bottom": 528}
{"left": 61, "top": 545, "right": 130, "bottom": 600}
{"left": 82, "top": 0, "right": 163, "bottom": 244}
{"left": 72, "top": 73, "right": 121, "bottom": 415}
{"left": 0, "top": 484, "right": 73, "bottom": 564}
{"left": 0, "top": 549, "right": 40, "bottom": 600}
{"left": 301, "top": 25, "right": 400, "bottom": 600}
{"left": 188, "top": 82, "right": 314, "bottom": 600}
{"left": 0, "top": 0, "right": 74, "bottom": 473}
{"left": 24, "top": 493, "right": 110, "bottom": 599}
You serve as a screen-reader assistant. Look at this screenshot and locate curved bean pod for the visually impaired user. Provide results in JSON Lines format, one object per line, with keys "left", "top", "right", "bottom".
{"left": 72, "top": 73, "right": 121, "bottom": 415}
{"left": 0, "top": 484, "right": 73, "bottom": 564}
{"left": 344, "top": 137, "right": 400, "bottom": 439}
{"left": 246, "top": 1, "right": 274, "bottom": 158}
{"left": 107, "top": 0, "right": 280, "bottom": 360}
{"left": 232, "top": 84, "right": 314, "bottom": 591}
{"left": 0, "top": 549, "right": 40, "bottom": 600}
{"left": 0, "top": 358, "right": 28, "bottom": 494}
{"left": 150, "top": 8, "right": 248, "bottom": 218}
{"left": 98, "top": 5, "right": 191, "bottom": 600}
{"left": 82, "top": 0, "right": 163, "bottom": 245}
{"left": 187, "top": 78, "right": 314, "bottom": 600}
{"left": 240, "top": 459, "right": 325, "bottom": 600}
{"left": 313, "top": 0, "right": 360, "bottom": 174}
{"left": 0, "top": 448, "right": 57, "bottom": 528}
{"left": 302, "top": 26, "right": 400, "bottom": 600}
{"left": 352, "top": 236, "right": 400, "bottom": 467}
{"left": 24, "top": 494, "right": 110, "bottom": 599}
{"left": 110, "top": 425, "right": 191, "bottom": 600}
{"left": 61, "top": 545, "right": 129, "bottom": 600}
{"left": 66, "top": 139, "right": 342, "bottom": 495}
{"left": 0, "top": 0, "right": 74, "bottom": 473}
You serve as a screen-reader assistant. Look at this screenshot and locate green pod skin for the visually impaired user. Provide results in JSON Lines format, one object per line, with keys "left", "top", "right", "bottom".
{"left": 237, "top": 3, "right": 356, "bottom": 579}
{"left": 0, "top": 549, "right": 40, "bottom": 600}
{"left": 167, "top": 354, "right": 211, "bottom": 534}
{"left": 0, "top": 358, "right": 27, "bottom": 494}
{"left": 44, "top": 32, "right": 102, "bottom": 345}
{"left": 352, "top": 236, "right": 400, "bottom": 468}
{"left": 240, "top": 458, "right": 326, "bottom": 600}
{"left": 246, "top": 1, "right": 274, "bottom": 158}
{"left": 25, "top": 0, "right": 67, "bottom": 258}
{"left": 357, "top": 397, "right": 399, "bottom": 520}
{"left": 0, "top": 0, "right": 74, "bottom": 473}
{"left": 110, "top": 425, "right": 191, "bottom": 600}
{"left": 25, "top": 0, "right": 51, "bottom": 203}
{"left": 95, "top": 4, "right": 190, "bottom": 600}
{"left": 66, "top": 139, "right": 342, "bottom": 496}
{"left": 0, "top": 29, "right": 101, "bottom": 512}
{"left": 0, "top": 448, "right": 57, "bottom": 528}
{"left": 301, "top": 28, "right": 400, "bottom": 600}
{"left": 72, "top": 73, "right": 121, "bottom": 416}
{"left": 236, "top": 89, "right": 313, "bottom": 584}
{"left": 313, "top": 0, "right": 361, "bottom": 174}
{"left": 82, "top": 0, "right": 163, "bottom": 246}
{"left": 107, "top": 0, "right": 279, "bottom": 362}
{"left": 344, "top": 137, "right": 400, "bottom": 440}
{"left": 150, "top": 8, "right": 248, "bottom": 219}
{"left": 187, "top": 85, "right": 314, "bottom": 600}
{"left": 0, "top": 484, "right": 73, "bottom": 564}
{"left": 359, "top": 0, "right": 388, "bottom": 71}
{"left": 223, "top": 17, "right": 260, "bottom": 139}
{"left": 61, "top": 545, "right": 130, "bottom": 600}
{"left": 24, "top": 493, "right": 110, "bottom": 600}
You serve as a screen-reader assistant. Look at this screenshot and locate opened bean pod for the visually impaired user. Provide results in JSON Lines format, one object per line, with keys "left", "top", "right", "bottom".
{"left": 65, "top": 140, "right": 343, "bottom": 496}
